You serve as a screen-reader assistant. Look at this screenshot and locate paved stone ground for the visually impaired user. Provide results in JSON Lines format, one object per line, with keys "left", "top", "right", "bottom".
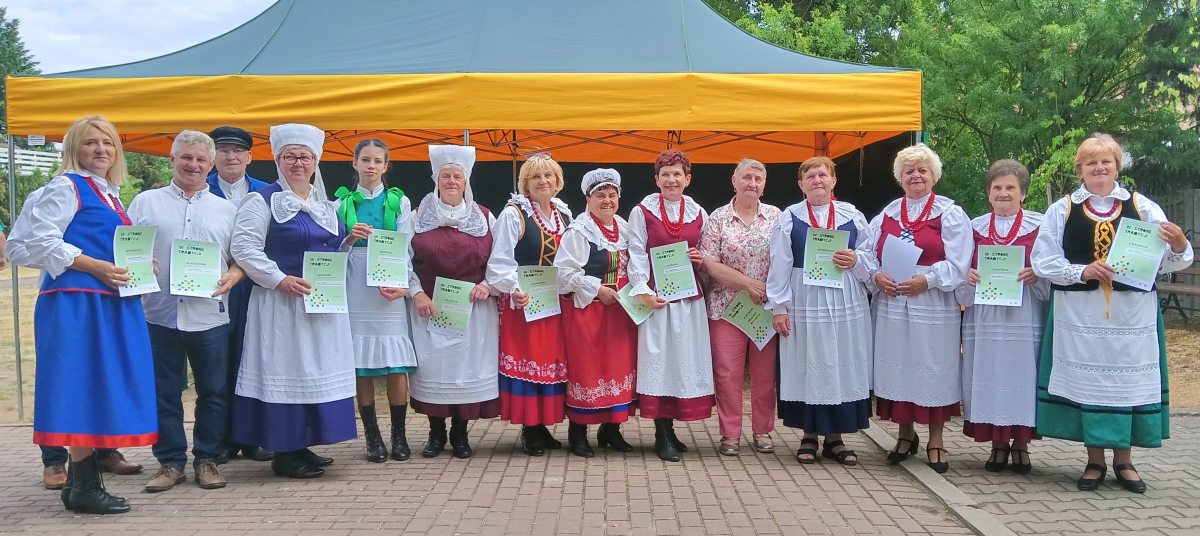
{"left": 0, "top": 416, "right": 972, "bottom": 535}
{"left": 873, "top": 416, "right": 1200, "bottom": 536}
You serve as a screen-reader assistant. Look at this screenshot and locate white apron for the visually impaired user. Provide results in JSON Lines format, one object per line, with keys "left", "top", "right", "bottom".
{"left": 407, "top": 296, "right": 500, "bottom": 404}
{"left": 1048, "top": 290, "right": 1161, "bottom": 407}
{"left": 635, "top": 297, "right": 715, "bottom": 398}
{"left": 346, "top": 248, "right": 418, "bottom": 371}
{"left": 778, "top": 268, "right": 873, "bottom": 405}
{"left": 872, "top": 266, "right": 962, "bottom": 407}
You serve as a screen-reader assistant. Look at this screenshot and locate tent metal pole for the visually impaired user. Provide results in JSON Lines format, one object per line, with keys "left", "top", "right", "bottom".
{"left": 463, "top": 129, "right": 469, "bottom": 146}
{"left": 6, "top": 136, "right": 24, "bottom": 422}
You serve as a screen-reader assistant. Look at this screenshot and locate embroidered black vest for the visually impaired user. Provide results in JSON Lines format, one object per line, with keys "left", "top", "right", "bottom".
{"left": 510, "top": 202, "right": 572, "bottom": 267}
{"left": 1052, "top": 194, "right": 1151, "bottom": 293}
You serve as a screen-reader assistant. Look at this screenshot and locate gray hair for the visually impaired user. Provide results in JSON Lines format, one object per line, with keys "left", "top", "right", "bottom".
{"left": 892, "top": 144, "right": 943, "bottom": 182}
{"left": 732, "top": 158, "right": 767, "bottom": 179}
{"left": 171, "top": 130, "right": 216, "bottom": 160}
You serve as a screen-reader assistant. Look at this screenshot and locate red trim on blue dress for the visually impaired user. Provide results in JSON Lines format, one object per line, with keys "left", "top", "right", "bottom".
{"left": 34, "top": 430, "right": 158, "bottom": 448}
{"left": 38, "top": 287, "right": 118, "bottom": 296}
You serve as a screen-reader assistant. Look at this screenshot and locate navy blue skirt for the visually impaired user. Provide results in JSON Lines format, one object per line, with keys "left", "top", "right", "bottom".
{"left": 779, "top": 398, "right": 871, "bottom": 435}
{"left": 231, "top": 395, "right": 357, "bottom": 452}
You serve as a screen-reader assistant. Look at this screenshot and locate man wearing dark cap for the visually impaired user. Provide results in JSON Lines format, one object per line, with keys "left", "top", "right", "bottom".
{"left": 206, "top": 126, "right": 267, "bottom": 203}
{"left": 206, "top": 126, "right": 272, "bottom": 463}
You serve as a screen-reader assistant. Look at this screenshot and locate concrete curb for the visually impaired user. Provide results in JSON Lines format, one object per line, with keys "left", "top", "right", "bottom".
{"left": 1170, "top": 407, "right": 1200, "bottom": 417}
{"left": 862, "top": 422, "right": 1016, "bottom": 536}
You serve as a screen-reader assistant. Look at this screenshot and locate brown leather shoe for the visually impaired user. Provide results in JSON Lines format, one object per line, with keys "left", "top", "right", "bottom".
{"left": 99, "top": 452, "right": 143, "bottom": 475}
{"left": 42, "top": 464, "right": 67, "bottom": 490}
{"left": 144, "top": 464, "right": 186, "bottom": 493}
{"left": 193, "top": 461, "right": 227, "bottom": 490}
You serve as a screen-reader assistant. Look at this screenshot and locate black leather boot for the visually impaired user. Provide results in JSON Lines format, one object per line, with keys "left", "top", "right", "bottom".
{"left": 423, "top": 416, "right": 448, "bottom": 458}
{"left": 665, "top": 418, "right": 688, "bottom": 452}
{"left": 271, "top": 450, "right": 324, "bottom": 479}
{"left": 449, "top": 418, "right": 473, "bottom": 458}
{"left": 390, "top": 404, "right": 411, "bottom": 461}
{"left": 654, "top": 418, "right": 681, "bottom": 462}
{"left": 597, "top": 423, "right": 634, "bottom": 452}
{"left": 567, "top": 421, "right": 594, "bottom": 458}
{"left": 536, "top": 424, "right": 562, "bottom": 450}
{"left": 67, "top": 454, "right": 130, "bottom": 514}
{"left": 61, "top": 459, "right": 73, "bottom": 510}
{"left": 521, "top": 425, "right": 546, "bottom": 456}
{"left": 360, "top": 405, "right": 388, "bottom": 463}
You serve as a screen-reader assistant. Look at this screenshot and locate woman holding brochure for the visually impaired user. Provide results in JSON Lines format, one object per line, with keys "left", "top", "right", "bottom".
{"left": 1031, "top": 134, "right": 1192, "bottom": 493}
{"left": 867, "top": 144, "right": 972, "bottom": 473}
{"left": 766, "top": 156, "right": 875, "bottom": 466}
{"left": 230, "top": 123, "right": 358, "bottom": 479}
{"left": 335, "top": 138, "right": 418, "bottom": 463}
{"left": 697, "top": 158, "right": 781, "bottom": 457}
{"left": 6, "top": 116, "right": 155, "bottom": 513}
{"left": 486, "top": 154, "right": 572, "bottom": 457}
{"left": 956, "top": 160, "right": 1048, "bottom": 474}
{"left": 627, "top": 149, "right": 715, "bottom": 462}
{"left": 553, "top": 169, "right": 639, "bottom": 457}
{"left": 408, "top": 145, "right": 500, "bottom": 460}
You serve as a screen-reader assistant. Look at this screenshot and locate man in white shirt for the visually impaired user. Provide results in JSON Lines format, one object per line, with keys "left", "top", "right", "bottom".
{"left": 204, "top": 126, "right": 274, "bottom": 463}
{"left": 128, "top": 130, "right": 244, "bottom": 492}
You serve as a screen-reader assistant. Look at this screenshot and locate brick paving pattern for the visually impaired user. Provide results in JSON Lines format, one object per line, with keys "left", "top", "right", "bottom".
{"left": 873, "top": 416, "right": 1200, "bottom": 536}
{"left": 0, "top": 415, "right": 971, "bottom": 535}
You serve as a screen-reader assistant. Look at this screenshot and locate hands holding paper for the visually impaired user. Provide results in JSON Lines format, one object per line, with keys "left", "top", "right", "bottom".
{"left": 897, "top": 275, "right": 929, "bottom": 297}
{"left": 511, "top": 290, "right": 530, "bottom": 308}
{"left": 212, "top": 264, "right": 246, "bottom": 297}
{"left": 744, "top": 278, "right": 766, "bottom": 305}
{"left": 470, "top": 283, "right": 490, "bottom": 302}
{"left": 772, "top": 313, "right": 790, "bottom": 337}
{"left": 278, "top": 275, "right": 312, "bottom": 297}
{"left": 688, "top": 247, "right": 704, "bottom": 267}
{"left": 74, "top": 255, "right": 130, "bottom": 289}
{"left": 597, "top": 286, "right": 619, "bottom": 305}
{"left": 638, "top": 293, "right": 668, "bottom": 310}
{"left": 1159, "top": 221, "right": 1189, "bottom": 253}
{"left": 832, "top": 249, "right": 858, "bottom": 270}
{"left": 413, "top": 291, "right": 435, "bottom": 318}
{"left": 1018, "top": 267, "right": 1039, "bottom": 286}
{"left": 379, "top": 287, "right": 408, "bottom": 301}
{"left": 1082, "top": 261, "right": 1117, "bottom": 285}
{"left": 346, "top": 223, "right": 372, "bottom": 244}
{"left": 966, "top": 268, "right": 980, "bottom": 286}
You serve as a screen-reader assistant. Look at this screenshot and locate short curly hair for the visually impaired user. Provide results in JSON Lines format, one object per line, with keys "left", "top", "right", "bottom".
{"left": 654, "top": 149, "right": 691, "bottom": 176}
{"left": 892, "top": 144, "right": 943, "bottom": 182}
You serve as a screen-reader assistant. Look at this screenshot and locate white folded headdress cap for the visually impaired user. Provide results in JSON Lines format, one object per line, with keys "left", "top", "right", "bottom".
{"left": 581, "top": 168, "right": 622, "bottom": 195}
{"left": 269, "top": 123, "right": 329, "bottom": 202}
{"left": 429, "top": 145, "right": 476, "bottom": 181}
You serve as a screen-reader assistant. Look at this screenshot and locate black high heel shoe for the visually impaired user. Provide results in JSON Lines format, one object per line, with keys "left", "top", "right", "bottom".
{"left": 1009, "top": 448, "right": 1031, "bottom": 475}
{"left": 886, "top": 432, "right": 919, "bottom": 464}
{"left": 1076, "top": 463, "right": 1107, "bottom": 491}
{"left": 926, "top": 447, "right": 949, "bottom": 474}
{"left": 1113, "top": 463, "right": 1146, "bottom": 494}
{"left": 984, "top": 445, "right": 1010, "bottom": 473}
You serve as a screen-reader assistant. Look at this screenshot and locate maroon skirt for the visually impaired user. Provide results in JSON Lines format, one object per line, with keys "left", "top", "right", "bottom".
{"left": 876, "top": 398, "right": 960, "bottom": 425}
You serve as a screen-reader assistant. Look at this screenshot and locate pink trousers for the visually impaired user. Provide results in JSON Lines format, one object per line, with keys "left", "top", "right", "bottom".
{"left": 709, "top": 319, "right": 777, "bottom": 439}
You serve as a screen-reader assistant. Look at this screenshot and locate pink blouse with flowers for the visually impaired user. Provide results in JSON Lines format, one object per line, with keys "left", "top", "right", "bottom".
{"left": 697, "top": 200, "right": 782, "bottom": 320}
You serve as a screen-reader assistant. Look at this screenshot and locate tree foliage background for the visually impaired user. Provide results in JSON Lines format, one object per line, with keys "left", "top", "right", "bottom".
{"left": 0, "top": 7, "right": 169, "bottom": 225}
{"left": 706, "top": 0, "right": 1200, "bottom": 216}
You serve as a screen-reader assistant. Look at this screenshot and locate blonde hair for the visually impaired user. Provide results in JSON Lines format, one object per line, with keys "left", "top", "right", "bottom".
{"left": 892, "top": 144, "right": 943, "bottom": 182}
{"left": 55, "top": 115, "right": 129, "bottom": 186}
{"left": 732, "top": 158, "right": 767, "bottom": 179}
{"left": 799, "top": 156, "right": 836, "bottom": 179}
{"left": 517, "top": 156, "right": 565, "bottom": 196}
{"left": 171, "top": 130, "right": 216, "bottom": 161}
{"left": 1073, "top": 134, "right": 1123, "bottom": 177}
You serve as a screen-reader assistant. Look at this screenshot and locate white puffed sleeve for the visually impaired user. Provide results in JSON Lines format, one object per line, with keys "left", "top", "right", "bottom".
{"left": 848, "top": 210, "right": 878, "bottom": 284}
{"left": 231, "top": 191, "right": 286, "bottom": 290}
{"left": 1136, "top": 194, "right": 1195, "bottom": 273}
{"left": 394, "top": 195, "right": 414, "bottom": 289}
{"left": 5, "top": 176, "right": 83, "bottom": 278}
{"left": 863, "top": 212, "right": 886, "bottom": 294}
{"left": 924, "top": 206, "right": 972, "bottom": 292}
{"left": 554, "top": 228, "right": 602, "bottom": 309}
{"left": 1031, "top": 198, "right": 1084, "bottom": 285}
{"left": 626, "top": 207, "right": 655, "bottom": 297}
{"left": 764, "top": 212, "right": 794, "bottom": 315}
{"left": 485, "top": 205, "right": 523, "bottom": 294}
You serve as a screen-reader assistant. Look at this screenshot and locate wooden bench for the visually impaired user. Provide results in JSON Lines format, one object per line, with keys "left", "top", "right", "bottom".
{"left": 1159, "top": 264, "right": 1200, "bottom": 322}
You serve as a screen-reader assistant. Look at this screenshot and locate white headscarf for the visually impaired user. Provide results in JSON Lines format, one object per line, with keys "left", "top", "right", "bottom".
{"left": 581, "top": 168, "right": 621, "bottom": 196}
{"left": 415, "top": 145, "right": 489, "bottom": 236}
{"left": 268, "top": 123, "right": 339, "bottom": 235}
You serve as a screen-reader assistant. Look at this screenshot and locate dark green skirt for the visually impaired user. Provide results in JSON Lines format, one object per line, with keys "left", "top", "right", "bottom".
{"left": 1035, "top": 295, "right": 1170, "bottom": 449}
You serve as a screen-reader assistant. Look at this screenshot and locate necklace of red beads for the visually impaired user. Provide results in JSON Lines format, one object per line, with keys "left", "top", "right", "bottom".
{"left": 1083, "top": 198, "right": 1120, "bottom": 219}
{"left": 988, "top": 210, "right": 1023, "bottom": 245}
{"left": 900, "top": 195, "right": 937, "bottom": 233}
{"left": 659, "top": 195, "right": 686, "bottom": 238}
{"left": 590, "top": 212, "right": 620, "bottom": 243}
{"left": 806, "top": 197, "right": 838, "bottom": 229}
{"left": 531, "top": 201, "right": 563, "bottom": 236}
